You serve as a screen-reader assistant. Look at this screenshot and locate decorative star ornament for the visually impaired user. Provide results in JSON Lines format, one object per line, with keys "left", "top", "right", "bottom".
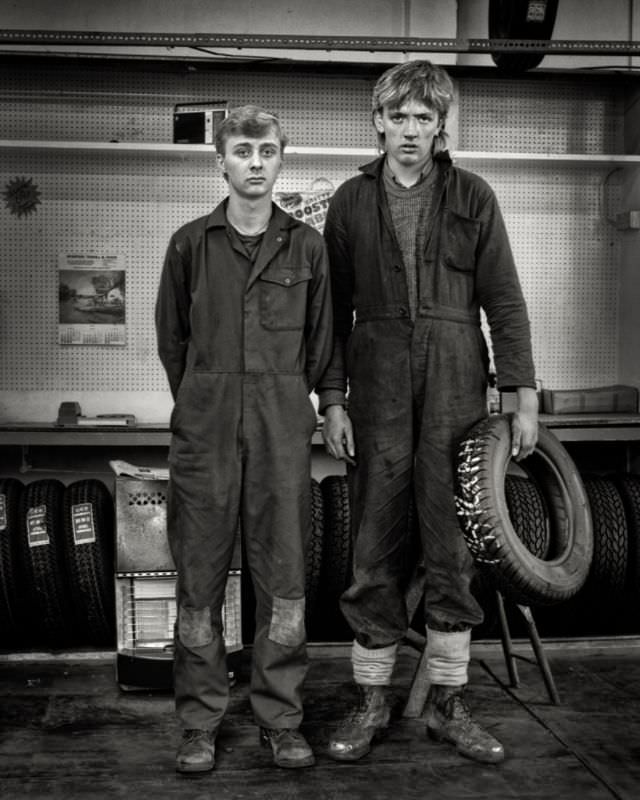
{"left": 3, "top": 176, "right": 42, "bottom": 217}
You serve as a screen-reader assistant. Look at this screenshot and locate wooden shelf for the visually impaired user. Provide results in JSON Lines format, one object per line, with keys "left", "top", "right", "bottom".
{"left": 0, "top": 422, "right": 326, "bottom": 447}
{"left": 2, "top": 417, "right": 640, "bottom": 447}
{"left": 1, "top": 139, "right": 639, "bottom": 165}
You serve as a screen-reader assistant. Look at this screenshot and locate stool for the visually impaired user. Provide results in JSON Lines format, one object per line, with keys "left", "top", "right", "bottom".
{"left": 402, "top": 572, "right": 560, "bottom": 717}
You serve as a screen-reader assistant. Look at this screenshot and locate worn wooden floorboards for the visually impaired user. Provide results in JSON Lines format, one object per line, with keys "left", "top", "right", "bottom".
{"left": 0, "top": 643, "right": 638, "bottom": 799}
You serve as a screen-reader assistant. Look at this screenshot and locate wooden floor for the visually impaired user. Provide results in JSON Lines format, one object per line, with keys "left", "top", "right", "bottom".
{"left": 1, "top": 639, "right": 639, "bottom": 799}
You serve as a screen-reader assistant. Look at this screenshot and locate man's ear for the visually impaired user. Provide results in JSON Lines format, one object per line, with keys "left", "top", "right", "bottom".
{"left": 373, "top": 110, "right": 385, "bottom": 134}
{"left": 215, "top": 152, "right": 225, "bottom": 170}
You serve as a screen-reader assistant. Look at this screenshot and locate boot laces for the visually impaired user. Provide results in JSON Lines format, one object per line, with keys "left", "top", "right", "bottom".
{"left": 183, "top": 728, "right": 213, "bottom": 743}
{"left": 263, "top": 728, "right": 305, "bottom": 745}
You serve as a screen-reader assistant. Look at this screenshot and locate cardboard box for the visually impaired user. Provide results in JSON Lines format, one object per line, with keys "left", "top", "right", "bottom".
{"left": 541, "top": 385, "right": 638, "bottom": 414}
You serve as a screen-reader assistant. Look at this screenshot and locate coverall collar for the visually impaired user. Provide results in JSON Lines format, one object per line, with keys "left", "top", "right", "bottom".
{"left": 206, "top": 200, "right": 299, "bottom": 290}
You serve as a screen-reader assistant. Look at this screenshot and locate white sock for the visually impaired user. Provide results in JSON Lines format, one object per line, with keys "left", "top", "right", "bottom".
{"left": 352, "top": 640, "right": 398, "bottom": 686}
{"left": 425, "top": 628, "right": 470, "bottom": 686}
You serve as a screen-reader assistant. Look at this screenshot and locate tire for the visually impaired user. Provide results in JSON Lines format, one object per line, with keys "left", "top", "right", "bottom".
{"left": 455, "top": 414, "right": 593, "bottom": 606}
{"left": 0, "top": 478, "right": 24, "bottom": 645}
{"left": 62, "top": 479, "right": 116, "bottom": 646}
{"left": 580, "top": 476, "right": 628, "bottom": 629}
{"left": 615, "top": 474, "right": 640, "bottom": 611}
{"left": 17, "top": 479, "right": 78, "bottom": 647}
{"left": 319, "top": 475, "right": 352, "bottom": 641}
{"left": 504, "top": 473, "right": 551, "bottom": 559}
{"left": 306, "top": 478, "right": 325, "bottom": 640}
{"left": 489, "top": 0, "right": 559, "bottom": 72}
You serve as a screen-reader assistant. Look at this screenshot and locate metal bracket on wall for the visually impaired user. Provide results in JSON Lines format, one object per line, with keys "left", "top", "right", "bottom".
{"left": 1, "top": 30, "right": 640, "bottom": 56}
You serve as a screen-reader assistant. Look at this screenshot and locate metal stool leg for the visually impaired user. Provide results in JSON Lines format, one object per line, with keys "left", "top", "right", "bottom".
{"left": 515, "top": 603, "right": 561, "bottom": 705}
{"left": 496, "top": 590, "right": 520, "bottom": 688}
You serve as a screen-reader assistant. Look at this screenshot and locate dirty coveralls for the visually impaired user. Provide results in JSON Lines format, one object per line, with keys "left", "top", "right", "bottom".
{"left": 317, "top": 155, "right": 536, "bottom": 646}
{"left": 156, "top": 202, "right": 333, "bottom": 732}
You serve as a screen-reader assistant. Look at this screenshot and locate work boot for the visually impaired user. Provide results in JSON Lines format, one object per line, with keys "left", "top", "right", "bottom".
{"left": 260, "top": 728, "right": 316, "bottom": 768}
{"left": 425, "top": 684, "right": 505, "bottom": 764}
{"left": 175, "top": 729, "right": 216, "bottom": 773}
{"left": 328, "top": 685, "right": 391, "bottom": 761}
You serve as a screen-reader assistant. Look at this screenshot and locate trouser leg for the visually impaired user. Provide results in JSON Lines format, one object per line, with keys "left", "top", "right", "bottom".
{"left": 168, "top": 426, "right": 242, "bottom": 732}
{"left": 411, "top": 322, "right": 485, "bottom": 633}
{"left": 340, "top": 414, "right": 415, "bottom": 649}
{"left": 328, "top": 409, "right": 411, "bottom": 761}
{"left": 243, "top": 375, "right": 316, "bottom": 730}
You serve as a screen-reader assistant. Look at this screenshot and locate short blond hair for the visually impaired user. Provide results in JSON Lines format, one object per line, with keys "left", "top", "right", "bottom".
{"left": 215, "top": 105, "right": 288, "bottom": 155}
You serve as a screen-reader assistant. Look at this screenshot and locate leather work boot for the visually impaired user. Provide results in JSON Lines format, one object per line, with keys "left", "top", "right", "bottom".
{"left": 425, "top": 684, "right": 505, "bottom": 764}
{"left": 328, "top": 685, "right": 391, "bottom": 761}
{"left": 260, "top": 728, "right": 316, "bottom": 768}
{"left": 175, "top": 729, "right": 216, "bottom": 773}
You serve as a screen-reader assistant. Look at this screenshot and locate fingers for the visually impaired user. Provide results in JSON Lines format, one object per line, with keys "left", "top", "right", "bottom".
{"left": 322, "top": 412, "right": 356, "bottom": 465}
{"left": 323, "top": 431, "right": 356, "bottom": 465}
{"left": 511, "top": 414, "right": 538, "bottom": 461}
{"left": 511, "top": 429, "right": 522, "bottom": 458}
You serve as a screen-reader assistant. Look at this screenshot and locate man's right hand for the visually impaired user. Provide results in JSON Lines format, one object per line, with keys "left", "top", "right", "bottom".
{"left": 322, "top": 405, "right": 356, "bottom": 466}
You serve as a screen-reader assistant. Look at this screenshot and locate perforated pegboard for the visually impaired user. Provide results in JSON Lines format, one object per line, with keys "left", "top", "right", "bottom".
{"left": 0, "top": 62, "right": 628, "bottom": 417}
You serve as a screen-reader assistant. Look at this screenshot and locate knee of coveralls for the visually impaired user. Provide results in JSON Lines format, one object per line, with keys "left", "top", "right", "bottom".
{"left": 341, "top": 394, "right": 416, "bottom": 650}
{"left": 241, "top": 407, "right": 312, "bottom": 729}
{"left": 167, "top": 459, "right": 241, "bottom": 731}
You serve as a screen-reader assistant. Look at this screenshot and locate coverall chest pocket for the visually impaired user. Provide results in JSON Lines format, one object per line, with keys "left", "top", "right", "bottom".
{"left": 442, "top": 209, "right": 481, "bottom": 273}
{"left": 259, "top": 265, "right": 312, "bottom": 330}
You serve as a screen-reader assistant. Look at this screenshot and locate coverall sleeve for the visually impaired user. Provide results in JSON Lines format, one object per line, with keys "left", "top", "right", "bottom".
{"left": 473, "top": 187, "right": 537, "bottom": 390}
{"left": 155, "top": 234, "right": 191, "bottom": 400}
{"left": 315, "top": 188, "right": 355, "bottom": 412}
{"left": 304, "top": 234, "right": 334, "bottom": 393}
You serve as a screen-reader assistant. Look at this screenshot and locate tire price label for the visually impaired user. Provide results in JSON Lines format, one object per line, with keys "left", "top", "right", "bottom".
{"left": 71, "top": 503, "right": 96, "bottom": 545}
{"left": 27, "top": 505, "right": 49, "bottom": 547}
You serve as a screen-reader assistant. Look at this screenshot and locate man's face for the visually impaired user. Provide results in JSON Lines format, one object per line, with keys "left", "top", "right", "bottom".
{"left": 216, "top": 131, "right": 282, "bottom": 199}
{"left": 374, "top": 100, "right": 441, "bottom": 170}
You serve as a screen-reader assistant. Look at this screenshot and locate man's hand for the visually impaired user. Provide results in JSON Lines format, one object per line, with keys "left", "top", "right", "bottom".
{"left": 322, "top": 404, "right": 356, "bottom": 466}
{"left": 510, "top": 386, "right": 539, "bottom": 461}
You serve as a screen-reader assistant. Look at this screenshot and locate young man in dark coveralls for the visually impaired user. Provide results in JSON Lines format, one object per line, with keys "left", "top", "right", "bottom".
{"left": 156, "top": 105, "right": 333, "bottom": 774}
{"left": 318, "top": 61, "right": 539, "bottom": 764}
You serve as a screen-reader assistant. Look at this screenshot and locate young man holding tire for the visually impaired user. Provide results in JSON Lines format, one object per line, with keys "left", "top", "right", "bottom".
{"left": 319, "top": 60, "right": 538, "bottom": 764}
{"left": 156, "top": 105, "right": 333, "bottom": 774}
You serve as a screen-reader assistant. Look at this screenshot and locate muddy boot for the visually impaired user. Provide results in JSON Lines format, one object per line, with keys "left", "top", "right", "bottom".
{"left": 425, "top": 684, "right": 505, "bottom": 764}
{"left": 328, "top": 685, "right": 391, "bottom": 761}
{"left": 175, "top": 729, "right": 216, "bottom": 773}
{"left": 260, "top": 728, "right": 316, "bottom": 768}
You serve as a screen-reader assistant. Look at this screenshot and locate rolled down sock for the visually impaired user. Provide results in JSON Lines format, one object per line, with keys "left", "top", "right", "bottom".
{"left": 425, "top": 628, "right": 471, "bottom": 686}
{"left": 352, "top": 640, "right": 398, "bottom": 686}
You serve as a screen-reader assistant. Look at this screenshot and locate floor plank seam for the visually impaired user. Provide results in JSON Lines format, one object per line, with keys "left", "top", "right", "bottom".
{"left": 478, "top": 658, "right": 626, "bottom": 800}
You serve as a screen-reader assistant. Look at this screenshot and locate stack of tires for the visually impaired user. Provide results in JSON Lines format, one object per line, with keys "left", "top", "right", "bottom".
{"left": 0, "top": 477, "right": 116, "bottom": 650}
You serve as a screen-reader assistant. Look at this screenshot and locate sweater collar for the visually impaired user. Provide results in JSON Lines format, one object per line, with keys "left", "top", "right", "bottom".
{"left": 359, "top": 150, "right": 452, "bottom": 179}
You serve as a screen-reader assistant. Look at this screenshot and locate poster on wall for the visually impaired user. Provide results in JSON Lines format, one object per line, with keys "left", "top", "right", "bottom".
{"left": 58, "top": 253, "right": 126, "bottom": 346}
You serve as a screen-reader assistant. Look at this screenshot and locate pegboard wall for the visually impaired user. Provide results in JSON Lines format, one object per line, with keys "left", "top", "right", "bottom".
{"left": 0, "top": 62, "right": 628, "bottom": 421}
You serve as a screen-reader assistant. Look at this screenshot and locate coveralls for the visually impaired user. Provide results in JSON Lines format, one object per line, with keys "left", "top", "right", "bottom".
{"left": 317, "top": 154, "right": 536, "bottom": 646}
{"left": 156, "top": 201, "right": 333, "bottom": 733}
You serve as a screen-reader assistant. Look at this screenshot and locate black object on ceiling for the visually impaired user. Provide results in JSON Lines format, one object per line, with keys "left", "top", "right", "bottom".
{"left": 489, "top": 0, "right": 560, "bottom": 72}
